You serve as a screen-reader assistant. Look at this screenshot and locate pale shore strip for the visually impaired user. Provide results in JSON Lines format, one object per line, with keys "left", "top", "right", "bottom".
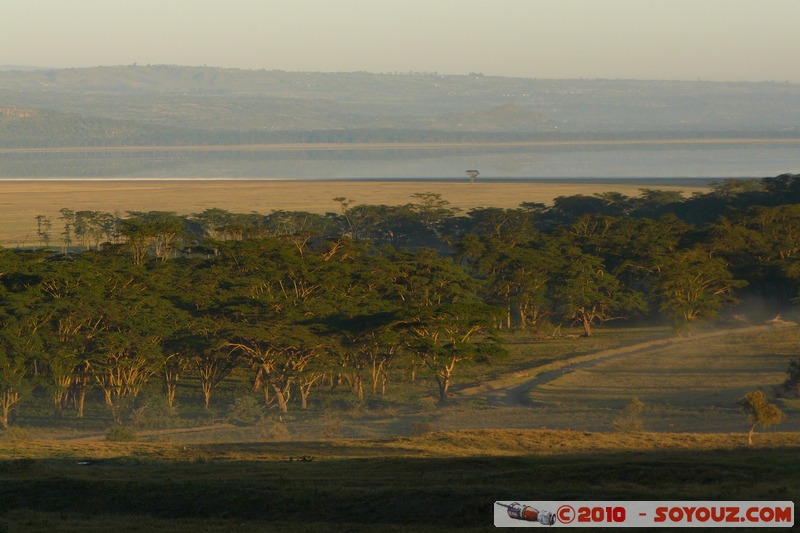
{"left": 0, "top": 179, "right": 709, "bottom": 247}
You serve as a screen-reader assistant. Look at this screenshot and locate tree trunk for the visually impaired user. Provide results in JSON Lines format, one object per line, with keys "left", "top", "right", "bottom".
{"left": 353, "top": 373, "right": 364, "bottom": 400}
{"left": 297, "top": 374, "right": 320, "bottom": 410}
{"left": 748, "top": 424, "right": 755, "bottom": 445}
{"left": 74, "top": 374, "right": 88, "bottom": 418}
{"left": 371, "top": 359, "right": 387, "bottom": 395}
{"left": 300, "top": 390, "right": 309, "bottom": 409}
{"left": 436, "top": 374, "right": 450, "bottom": 403}
{"left": 0, "top": 389, "right": 18, "bottom": 428}
{"left": 263, "top": 381, "right": 270, "bottom": 405}
{"left": 272, "top": 384, "right": 289, "bottom": 413}
{"left": 164, "top": 369, "right": 179, "bottom": 408}
{"left": 582, "top": 313, "right": 593, "bottom": 337}
{"left": 77, "top": 387, "right": 86, "bottom": 418}
{"left": 53, "top": 396, "right": 63, "bottom": 418}
{"left": 202, "top": 384, "right": 212, "bottom": 410}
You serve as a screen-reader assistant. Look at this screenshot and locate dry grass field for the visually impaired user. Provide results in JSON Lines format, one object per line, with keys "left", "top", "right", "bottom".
{"left": 0, "top": 179, "right": 709, "bottom": 246}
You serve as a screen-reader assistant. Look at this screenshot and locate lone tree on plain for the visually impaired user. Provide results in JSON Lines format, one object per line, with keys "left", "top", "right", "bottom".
{"left": 738, "top": 390, "right": 784, "bottom": 445}
{"left": 465, "top": 170, "right": 479, "bottom": 184}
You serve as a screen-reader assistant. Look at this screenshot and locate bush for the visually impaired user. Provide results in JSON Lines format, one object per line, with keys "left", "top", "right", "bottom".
{"left": 778, "top": 359, "right": 800, "bottom": 398}
{"left": 612, "top": 397, "right": 644, "bottom": 433}
{"left": 0, "top": 426, "right": 29, "bottom": 442}
{"left": 259, "top": 422, "right": 291, "bottom": 441}
{"left": 227, "top": 395, "right": 265, "bottom": 426}
{"left": 130, "top": 394, "right": 179, "bottom": 429}
{"left": 411, "top": 421, "right": 435, "bottom": 435}
{"left": 106, "top": 425, "right": 138, "bottom": 442}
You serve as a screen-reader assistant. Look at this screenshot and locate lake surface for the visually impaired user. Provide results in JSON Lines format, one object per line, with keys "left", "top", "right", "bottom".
{"left": 1, "top": 140, "right": 798, "bottom": 180}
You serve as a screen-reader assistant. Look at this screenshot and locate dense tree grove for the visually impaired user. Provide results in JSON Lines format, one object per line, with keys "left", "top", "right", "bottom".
{"left": 3, "top": 174, "right": 800, "bottom": 426}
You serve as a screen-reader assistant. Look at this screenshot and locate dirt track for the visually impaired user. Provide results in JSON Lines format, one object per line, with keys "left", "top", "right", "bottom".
{"left": 454, "top": 324, "right": 787, "bottom": 407}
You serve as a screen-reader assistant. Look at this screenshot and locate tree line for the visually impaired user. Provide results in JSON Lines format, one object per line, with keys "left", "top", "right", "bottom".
{"left": 3, "top": 174, "right": 800, "bottom": 427}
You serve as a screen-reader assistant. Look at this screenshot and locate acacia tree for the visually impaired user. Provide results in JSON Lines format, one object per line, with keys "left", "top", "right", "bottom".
{"left": 554, "top": 247, "right": 645, "bottom": 336}
{"left": 401, "top": 303, "right": 496, "bottom": 402}
{"left": 391, "top": 249, "right": 501, "bottom": 402}
{"left": 35, "top": 214, "right": 53, "bottom": 249}
{"left": 73, "top": 211, "right": 105, "bottom": 250}
{"left": 656, "top": 247, "right": 746, "bottom": 330}
{"left": 59, "top": 208, "right": 75, "bottom": 254}
{"left": 225, "top": 328, "right": 320, "bottom": 413}
{"left": 408, "top": 192, "right": 459, "bottom": 242}
{"left": 738, "top": 390, "right": 784, "bottom": 445}
{"left": 0, "top": 351, "right": 30, "bottom": 428}
{"left": 463, "top": 235, "right": 559, "bottom": 330}
{"left": 27, "top": 256, "right": 109, "bottom": 418}
{"left": 322, "top": 310, "right": 404, "bottom": 399}
{"left": 82, "top": 261, "right": 172, "bottom": 421}
{"left": 170, "top": 319, "right": 237, "bottom": 411}
{"left": 217, "top": 236, "right": 342, "bottom": 411}
{"left": 0, "top": 311, "right": 35, "bottom": 428}
{"left": 120, "top": 211, "right": 187, "bottom": 264}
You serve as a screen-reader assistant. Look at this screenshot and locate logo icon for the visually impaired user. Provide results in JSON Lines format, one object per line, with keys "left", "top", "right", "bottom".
{"left": 496, "top": 502, "right": 556, "bottom": 526}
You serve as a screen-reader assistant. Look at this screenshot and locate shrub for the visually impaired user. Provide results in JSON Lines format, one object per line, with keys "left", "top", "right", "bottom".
{"left": 106, "top": 425, "right": 138, "bottom": 442}
{"left": 612, "top": 397, "right": 644, "bottom": 433}
{"left": 130, "top": 394, "right": 179, "bottom": 429}
{"left": 778, "top": 359, "right": 800, "bottom": 398}
{"left": 0, "top": 426, "right": 29, "bottom": 442}
{"left": 227, "top": 395, "right": 265, "bottom": 426}
{"left": 411, "top": 421, "right": 435, "bottom": 435}
{"left": 260, "top": 422, "right": 291, "bottom": 441}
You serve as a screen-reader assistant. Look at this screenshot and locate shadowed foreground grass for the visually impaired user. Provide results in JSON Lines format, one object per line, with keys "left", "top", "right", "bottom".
{"left": 1, "top": 430, "right": 798, "bottom": 531}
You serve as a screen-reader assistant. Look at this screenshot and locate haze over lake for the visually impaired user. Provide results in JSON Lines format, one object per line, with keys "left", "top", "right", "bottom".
{"left": 2, "top": 141, "right": 797, "bottom": 181}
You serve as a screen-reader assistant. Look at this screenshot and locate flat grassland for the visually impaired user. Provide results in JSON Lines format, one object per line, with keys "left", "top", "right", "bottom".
{"left": 0, "top": 179, "right": 709, "bottom": 246}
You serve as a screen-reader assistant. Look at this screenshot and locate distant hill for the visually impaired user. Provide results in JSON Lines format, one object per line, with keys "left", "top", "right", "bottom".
{"left": 0, "top": 65, "right": 51, "bottom": 72}
{"left": 0, "top": 65, "right": 799, "bottom": 149}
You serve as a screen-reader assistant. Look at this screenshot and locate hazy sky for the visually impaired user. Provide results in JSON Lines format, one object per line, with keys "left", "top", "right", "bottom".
{"left": 3, "top": 0, "right": 800, "bottom": 82}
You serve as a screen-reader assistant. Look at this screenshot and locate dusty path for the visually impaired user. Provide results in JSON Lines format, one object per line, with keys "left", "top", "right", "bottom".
{"left": 55, "top": 423, "right": 241, "bottom": 443}
{"left": 454, "top": 325, "right": 786, "bottom": 407}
